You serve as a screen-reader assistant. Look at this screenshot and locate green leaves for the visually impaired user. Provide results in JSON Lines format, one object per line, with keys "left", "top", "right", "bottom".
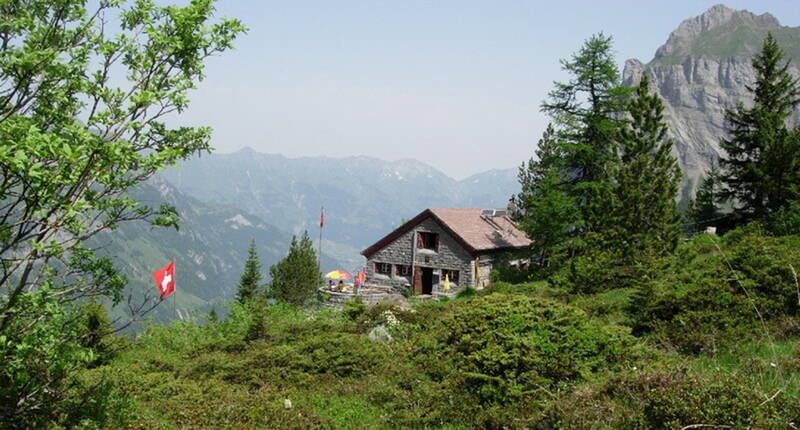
{"left": 0, "top": 1, "right": 244, "bottom": 427}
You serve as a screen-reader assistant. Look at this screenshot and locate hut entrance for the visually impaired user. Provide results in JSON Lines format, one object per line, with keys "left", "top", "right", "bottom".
{"left": 414, "top": 267, "right": 434, "bottom": 295}
{"left": 421, "top": 267, "right": 434, "bottom": 295}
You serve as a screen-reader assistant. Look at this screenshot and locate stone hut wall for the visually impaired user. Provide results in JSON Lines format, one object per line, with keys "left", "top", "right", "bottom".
{"left": 365, "top": 217, "right": 475, "bottom": 294}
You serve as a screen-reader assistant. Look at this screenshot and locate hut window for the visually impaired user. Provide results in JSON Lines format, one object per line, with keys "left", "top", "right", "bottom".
{"left": 417, "top": 232, "right": 438, "bottom": 250}
{"left": 375, "top": 262, "right": 392, "bottom": 275}
{"left": 395, "top": 264, "right": 412, "bottom": 276}
{"left": 441, "top": 269, "right": 460, "bottom": 284}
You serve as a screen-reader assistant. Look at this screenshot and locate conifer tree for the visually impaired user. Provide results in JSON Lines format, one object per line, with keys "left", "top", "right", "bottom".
{"left": 687, "top": 165, "right": 723, "bottom": 232}
{"left": 605, "top": 75, "right": 682, "bottom": 262}
{"left": 720, "top": 33, "right": 800, "bottom": 224}
{"left": 541, "top": 33, "right": 630, "bottom": 220}
{"left": 516, "top": 33, "right": 629, "bottom": 261}
{"left": 236, "top": 239, "right": 263, "bottom": 304}
{"left": 513, "top": 125, "right": 580, "bottom": 262}
{"left": 269, "top": 232, "right": 322, "bottom": 306}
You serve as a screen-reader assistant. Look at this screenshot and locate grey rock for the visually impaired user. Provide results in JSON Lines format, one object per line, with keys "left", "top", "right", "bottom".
{"left": 368, "top": 324, "right": 392, "bottom": 344}
{"left": 622, "top": 5, "right": 800, "bottom": 197}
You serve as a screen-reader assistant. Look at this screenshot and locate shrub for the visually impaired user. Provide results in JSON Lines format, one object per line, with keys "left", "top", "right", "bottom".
{"left": 354, "top": 302, "right": 423, "bottom": 333}
{"left": 455, "top": 286, "right": 476, "bottom": 299}
{"left": 769, "top": 199, "right": 800, "bottom": 236}
{"left": 537, "top": 357, "right": 800, "bottom": 429}
{"left": 393, "top": 293, "right": 637, "bottom": 427}
{"left": 342, "top": 296, "right": 367, "bottom": 321}
{"left": 441, "top": 294, "right": 634, "bottom": 399}
{"left": 488, "top": 252, "right": 534, "bottom": 284}
{"left": 630, "top": 228, "right": 800, "bottom": 352}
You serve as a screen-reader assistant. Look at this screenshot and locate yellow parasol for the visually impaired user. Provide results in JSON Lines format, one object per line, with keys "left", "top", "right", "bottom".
{"left": 324, "top": 270, "right": 352, "bottom": 280}
{"left": 443, "top": 273, "right": 450, "bottom": 291}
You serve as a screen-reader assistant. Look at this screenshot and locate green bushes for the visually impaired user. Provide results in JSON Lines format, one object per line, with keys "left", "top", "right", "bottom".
{"left": 769, "top": 199, "right": 800, "bottom": 235}
{"left": 436, "top": 294, "right": 635, "bottom": 401}
{"left": 84, "top": 227, "right": 800, "bottom": 429}
{"left": 0, "top": 292, "right": 131, "bottom": 429}
{"left": 380, "top": 293, "right": 640, "bottom": 427}
{"left": 537, "top": 344, "right": 800, "bottom": 429}
{"left": 630, "top": 229, "right": 800, "bottom": 352}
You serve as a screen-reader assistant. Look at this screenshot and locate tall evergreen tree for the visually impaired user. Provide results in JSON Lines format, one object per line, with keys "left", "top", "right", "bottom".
{"left": 720, "top": 33, "right": 800, "bottom": 224}
{"left": 687, "top": 164, "right": 724, "bottom": 232}
{"left": 605, "top": 75, "right": 682, "bottom": 262}
{"left": 513, "top": 125, "right": 580, "bottom": 262}
{"left": 515, "top": 33, "right": 629, "bottom": 262}
{"left": 541, "top": 33, "right": 630, "bottom": 215}
{"left": 236, "top": 239, "right": 263, "bottom": 304}
{"left": 269, "top": 232, "right": 322, "bottom": 306}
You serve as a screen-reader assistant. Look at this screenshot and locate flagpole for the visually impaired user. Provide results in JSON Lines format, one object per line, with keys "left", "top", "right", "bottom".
{"left": 317, "top": 205, "right": 324, "bottom": 270}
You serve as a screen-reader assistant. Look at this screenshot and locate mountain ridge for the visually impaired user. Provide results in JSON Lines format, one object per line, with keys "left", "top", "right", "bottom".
{"left": 623, "top": 4, "right": 800, "bottom": 193}
{"left": 161, "top": 149, "right": 520, "bottom": 270}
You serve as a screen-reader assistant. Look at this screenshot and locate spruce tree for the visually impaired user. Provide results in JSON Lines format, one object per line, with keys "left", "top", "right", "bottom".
{"left": 606, "top": 75, "right": 682, "bottom": 262}
{"left": 269, "top": 232, "right": 322, "bottom": 306}
{"left": 687, "top": 165, "right": 723, "bottom": 232}
{"left": 236, "top": 239, "right": 263, "bottom": 304}
{"left": 513, "top": 125, "right": 580, "bottom": 263}
{"left": 720, "top": 33, "right": 800, "bottom": 224}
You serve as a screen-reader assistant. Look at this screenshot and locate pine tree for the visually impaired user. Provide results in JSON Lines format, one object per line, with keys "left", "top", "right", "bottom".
{"left": 687, "top": 165, "right": 723, "bottom": 232}
{"left": 605, "top": 75, "right": 682, "bottom": 262}
{"left": 236, "top": 239, "right": 263, "bottom": 304}
{"left": 720, "top": 33, "right": 800, "bottom": 224}
{"left": 269, "top": 232, "right": 322, "bottom": 306}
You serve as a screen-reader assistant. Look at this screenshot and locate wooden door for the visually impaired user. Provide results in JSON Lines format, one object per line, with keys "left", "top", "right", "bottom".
{"left": 413, "top": 266, "right": 422, "bottom": 294}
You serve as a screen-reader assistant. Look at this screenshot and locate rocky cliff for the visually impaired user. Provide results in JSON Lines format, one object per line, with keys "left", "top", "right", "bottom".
{"left": 623, "top": 4, "right": 800, "bottom": 196}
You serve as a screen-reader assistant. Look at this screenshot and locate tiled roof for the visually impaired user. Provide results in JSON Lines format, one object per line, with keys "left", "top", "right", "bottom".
{"left": 362, "top": 208, "right": 532, "bottom": 257}
{"left": 428, "top": 208, "right": 532, "bottom": 252}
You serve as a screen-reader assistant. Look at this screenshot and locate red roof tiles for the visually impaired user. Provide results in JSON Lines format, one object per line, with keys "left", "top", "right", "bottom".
{"left": 362, "top": 208, "right": 532, "bottom": 257}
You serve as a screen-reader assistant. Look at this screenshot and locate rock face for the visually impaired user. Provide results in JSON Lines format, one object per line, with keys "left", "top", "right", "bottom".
{"left": 623, "top": 4, "right": 800, "bottom": 196}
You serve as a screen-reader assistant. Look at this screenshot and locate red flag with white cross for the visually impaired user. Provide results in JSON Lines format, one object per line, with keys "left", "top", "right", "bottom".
{"left": 152, "top": 261, "right": 175, "bottom": 299}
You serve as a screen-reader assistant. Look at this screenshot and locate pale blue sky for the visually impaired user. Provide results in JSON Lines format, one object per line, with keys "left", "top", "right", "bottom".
{"left": 175, "top": 1, "right": 799, "bottom": 179}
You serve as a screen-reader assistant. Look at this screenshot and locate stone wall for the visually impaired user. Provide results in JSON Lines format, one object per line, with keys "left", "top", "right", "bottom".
{"left": 366, "top": 217, "right": 475, "bottom": 294}
{"left": 319, "top": 288, "right": 390, "bottom": 307}
{"left": 474, "top": 251, "right": 500, "bottom": 288}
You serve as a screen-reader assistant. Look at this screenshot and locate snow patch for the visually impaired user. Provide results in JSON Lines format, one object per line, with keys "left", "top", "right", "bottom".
{"left": 225, "top": 214, "right": 253, "bottom": 229}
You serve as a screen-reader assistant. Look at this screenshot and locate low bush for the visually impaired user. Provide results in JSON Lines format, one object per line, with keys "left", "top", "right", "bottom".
{"left": 393, "top": 293, "right": 638, "bottom": 427}
{"left": 537, "top": 343, "right": 800, "bottom": 429}
{"left": 630, "top": 228, "right": 800, "bottom": 353}
{"left": 769, "top": 199, "right": 800, "bottom": 236}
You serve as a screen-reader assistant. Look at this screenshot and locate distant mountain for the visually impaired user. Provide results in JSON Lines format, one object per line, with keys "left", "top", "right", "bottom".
{"left": 95, "top": 175, "right": 342, "bottom": 327}
{"left": 623, "top": 4, "right": 800, "bottom": 196}
{"left": 161, "top": 149, "right": 520, "bottom": 270}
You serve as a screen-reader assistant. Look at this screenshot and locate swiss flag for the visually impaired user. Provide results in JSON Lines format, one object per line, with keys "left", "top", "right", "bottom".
{"left": 320, "top": 207, "right": 325, "bottom": 228}
{"left": 152, "top": 261, "right": 175, "bottom": 299}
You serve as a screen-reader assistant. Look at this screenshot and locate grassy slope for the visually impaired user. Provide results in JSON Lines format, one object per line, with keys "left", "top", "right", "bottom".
{"left": 90, "top": 232, "right": 800, "bottom": 429}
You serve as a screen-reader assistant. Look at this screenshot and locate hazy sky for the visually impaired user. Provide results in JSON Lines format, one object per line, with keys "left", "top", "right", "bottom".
{"left": 174, "top": 1, "right": 799, "bottom": 179}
